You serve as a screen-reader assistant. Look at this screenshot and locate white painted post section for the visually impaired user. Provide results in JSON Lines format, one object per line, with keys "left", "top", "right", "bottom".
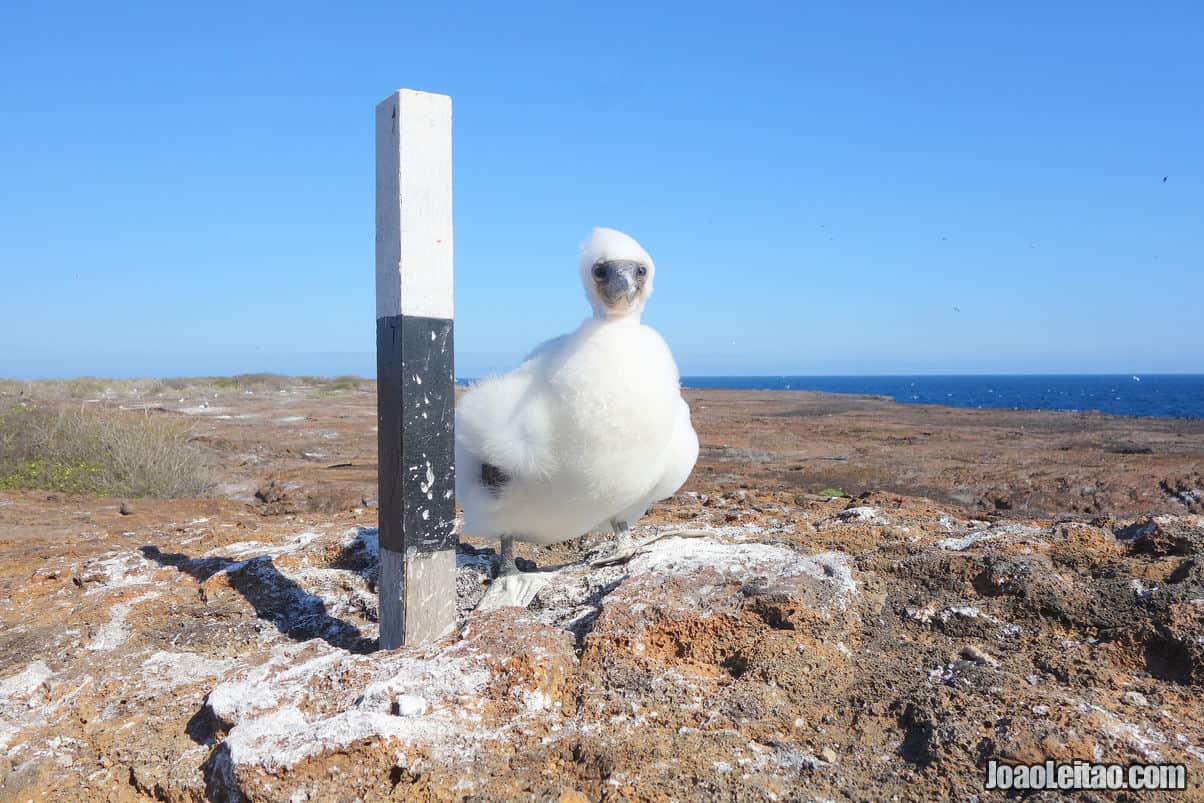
{"left": 375, "top": 89, "right": 457, "bottom": 649}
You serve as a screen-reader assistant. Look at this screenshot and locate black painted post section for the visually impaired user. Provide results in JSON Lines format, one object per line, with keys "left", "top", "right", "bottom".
{"left": 377, "top": 315, "right": 456, "bottom": 555}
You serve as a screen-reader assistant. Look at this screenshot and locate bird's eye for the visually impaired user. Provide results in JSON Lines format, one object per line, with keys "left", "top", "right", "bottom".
{"left": 592, "top": 264, "right": 607, "bottom": 280}
{"left": 637, "top": 265, "right": 647, "bottom": 277}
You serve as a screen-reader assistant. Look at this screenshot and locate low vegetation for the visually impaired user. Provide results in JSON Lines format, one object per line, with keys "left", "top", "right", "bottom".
{"left": 303, "top": 375, "right": 370, "bottom": 397}
{"left": 0, "top": 401, "right": 211, "bottom": 497}
{"left": 0, "top": 373, "right": 372, "bottom": 403}
{"left": 0, "top": 374, "right": 372, "bottom": 497}
{"left": 0, "top": 377, "right": 166, "bottom": 401}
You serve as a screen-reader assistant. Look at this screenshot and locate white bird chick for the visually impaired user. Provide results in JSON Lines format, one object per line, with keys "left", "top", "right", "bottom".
{"left": 456, "top": 227, "right": 699, "bottom": 609}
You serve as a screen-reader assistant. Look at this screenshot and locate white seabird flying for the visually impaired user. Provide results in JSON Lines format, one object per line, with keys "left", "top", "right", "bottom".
{"left": 456, "top": 227, "right": 699, "bottom": 609}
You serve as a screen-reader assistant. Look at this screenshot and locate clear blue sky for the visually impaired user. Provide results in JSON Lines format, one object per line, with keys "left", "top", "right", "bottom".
{"left": 2, "top": 1, "right": 1200, "bottom": 379}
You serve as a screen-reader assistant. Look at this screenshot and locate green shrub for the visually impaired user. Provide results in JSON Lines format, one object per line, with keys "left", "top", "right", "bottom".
{"left": 327, "top": 375, "right": 365, "bottom": 391}
{"left": 303, "top": 375, "right": 370, "bottom": 397}
{"left": 202, "top": 373, "right": 293, "bottom": 393}
{"left": 0, "top": 401, "right": 210, "bottom": 497}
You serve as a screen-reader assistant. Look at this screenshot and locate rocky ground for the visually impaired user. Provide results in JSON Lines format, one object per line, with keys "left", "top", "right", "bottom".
{"left": 1, "top": 384, "right": 1203, "bottom": 801}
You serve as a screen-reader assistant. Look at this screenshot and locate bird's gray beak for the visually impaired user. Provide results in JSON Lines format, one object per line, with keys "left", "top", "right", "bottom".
{"left": 596, "top": 260, "right": 643, "bottom": 308}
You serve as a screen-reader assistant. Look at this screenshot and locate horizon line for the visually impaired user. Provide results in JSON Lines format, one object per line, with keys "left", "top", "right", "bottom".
{"left": 3, "top": 371, "right": 1203, "bottom": 382}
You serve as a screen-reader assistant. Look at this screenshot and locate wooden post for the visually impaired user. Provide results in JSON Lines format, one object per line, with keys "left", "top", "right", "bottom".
{"left": 375, "top": 89, "right": 456, "bottom": 649}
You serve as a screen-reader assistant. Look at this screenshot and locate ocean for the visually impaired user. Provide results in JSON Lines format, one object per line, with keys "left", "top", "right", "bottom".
{"left": 678, "top": 375, "right": 1204, "bottom": 419}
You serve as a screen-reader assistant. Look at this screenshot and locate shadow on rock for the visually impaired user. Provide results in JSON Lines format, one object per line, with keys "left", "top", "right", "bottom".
{"left": 139, "top": 545, "right": 375, "bottom": 654}
{"left": 202, "top": 742, "right": 235, "bottom": 801}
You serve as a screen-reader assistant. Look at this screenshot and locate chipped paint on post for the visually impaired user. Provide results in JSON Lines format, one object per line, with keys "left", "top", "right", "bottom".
{"left": 375, "top": 89, "right": 457, "bottom": 649}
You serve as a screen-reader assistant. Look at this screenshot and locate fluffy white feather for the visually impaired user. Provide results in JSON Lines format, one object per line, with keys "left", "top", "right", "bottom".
{"left": 455, "top": 227, "right": 698, "bottom": 545}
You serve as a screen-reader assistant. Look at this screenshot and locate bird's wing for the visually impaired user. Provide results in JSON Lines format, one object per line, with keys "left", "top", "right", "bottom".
{"left": 455, "top": 368, "right": 557, "bottom": 485}
{"left": 457, "top": 330, "right": 575, "bottom": 485}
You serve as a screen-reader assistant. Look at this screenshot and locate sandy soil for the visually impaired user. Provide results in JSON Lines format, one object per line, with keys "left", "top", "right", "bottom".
{"left": 1, "top": 385, "right": 1202, "bottom": 801}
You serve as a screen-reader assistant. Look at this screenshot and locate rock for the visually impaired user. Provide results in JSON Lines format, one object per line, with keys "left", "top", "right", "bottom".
{"left": 204, "top": 608, "right": 577, "bottom": 801}
{"left": 1121, "top": 691, "right": 1149, "bottom": 707}
{"left": 1160, "top": 475, "right": 1204, "bottom": 514}
{"left": 393, "top": 694, "right": 427, "bottom": 717}
{"left": 1053, "top": 522, "right": 1120, "bottom": 562}
{"left": 1118, "top": 516, "right": 1199, "bottom": 557}
{"left": 820, "top": 747, "right": 838, "bottom": 763}
{"left": 959, "top": 645, "right": 999, "bottom": 667}
{"left": 836, "top": 506, "right": 887, "bottom": 524}
{"left": 254, "top": 478, "right": 304, "bottom": 513}
{"left": 935, "top": 523, "right": 1043, "bottom": 552}
{"left": 255, "top": 478, "right": 362, "bottom": 514}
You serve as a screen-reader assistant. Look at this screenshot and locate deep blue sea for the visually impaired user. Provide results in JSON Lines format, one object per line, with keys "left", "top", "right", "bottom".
{"left": 678, "top": 375, "right": 1204, "bottom": 419}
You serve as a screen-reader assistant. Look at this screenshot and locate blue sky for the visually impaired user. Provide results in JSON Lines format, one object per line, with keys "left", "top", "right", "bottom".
{"left": 1, "top": 1, "right": 1200, "bottom": 379}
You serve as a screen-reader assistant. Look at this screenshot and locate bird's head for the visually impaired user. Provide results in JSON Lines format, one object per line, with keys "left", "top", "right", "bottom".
{"left": 579, "top": 227, "right": 655, "bottom": 321}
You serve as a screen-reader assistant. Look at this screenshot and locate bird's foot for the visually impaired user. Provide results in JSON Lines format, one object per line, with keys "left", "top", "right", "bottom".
{"left": 476, "top": 571, "right": 554, "bottom": 611}
{"left": 589, "top": 528, "right": 711, "bottom": 567}
{"left": 589, "top": 546, "right": 640, "bottom": 568}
